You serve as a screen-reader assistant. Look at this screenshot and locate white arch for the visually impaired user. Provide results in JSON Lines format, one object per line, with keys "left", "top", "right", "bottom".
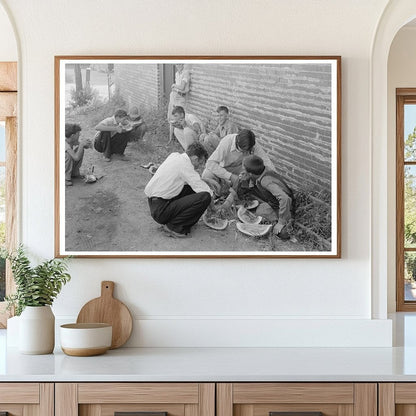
{"left": 371, "top": 0, "right": 416, "bottom": 319}
{"left": 0, "top": 1, "right": 19, "bottom": 61}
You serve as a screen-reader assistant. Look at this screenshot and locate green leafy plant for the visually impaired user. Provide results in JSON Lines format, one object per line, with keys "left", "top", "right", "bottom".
{"left": 3, "top": 246, "right": 71, "bottom": 316}
{"left": 69, "top": 86, "right": 98, "bottom": 108}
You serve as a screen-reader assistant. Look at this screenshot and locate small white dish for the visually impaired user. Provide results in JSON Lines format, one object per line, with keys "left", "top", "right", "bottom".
{"left": 60, "top": 323, "right": 112, "bottom": 357}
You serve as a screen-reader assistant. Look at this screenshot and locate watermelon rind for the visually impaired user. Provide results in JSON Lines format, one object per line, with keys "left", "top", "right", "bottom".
{"left": 202, "top": 213, "right": 228, "bottom": 230}
{"left": 243, "top": 200, "right": 259, "bottom": 210}
{"left": 236, "top": 222, "right": 273, "bottom": 237}
{"left": 237, "top": 206, "right": 262, "bottom": 224}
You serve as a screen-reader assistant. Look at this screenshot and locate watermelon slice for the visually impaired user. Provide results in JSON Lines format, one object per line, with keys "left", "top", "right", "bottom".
{"left": 237, "top": 206, "right": 262, "bottom": 224}
{"left": 202, "top": 213, "right": 228, "bottom": 230}
{"left": 236, "top": 222, "right": 273, "bottom": 237}
{"left": 242, "top": 200, "right": 259, "bottom": 210}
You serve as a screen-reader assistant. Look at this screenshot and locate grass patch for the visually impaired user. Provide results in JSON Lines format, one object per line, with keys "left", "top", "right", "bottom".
{"left": 293, "top": 189, "right": 332, "bottom": 251}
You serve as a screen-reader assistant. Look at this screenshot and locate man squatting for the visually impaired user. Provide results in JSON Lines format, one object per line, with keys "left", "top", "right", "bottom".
{"left": 144, "top": 142, "right": 212, "bottom": 238}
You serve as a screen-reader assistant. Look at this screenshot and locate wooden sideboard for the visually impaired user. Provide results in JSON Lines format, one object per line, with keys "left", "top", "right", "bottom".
{"left": 2, "top": 381, "right": 416, "bottom": 416}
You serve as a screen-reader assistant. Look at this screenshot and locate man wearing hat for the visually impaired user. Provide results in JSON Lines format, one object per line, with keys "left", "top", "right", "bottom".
{"left": 127, "top": 106, "right": 147, "bottom": 142}
{"left": 202, "top": 129, "right": 275, "bottom": 193}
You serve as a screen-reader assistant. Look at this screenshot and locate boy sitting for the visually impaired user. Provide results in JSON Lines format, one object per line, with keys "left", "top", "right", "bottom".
{"left": 240, "top": 155, "right": 294, "bottom": 240}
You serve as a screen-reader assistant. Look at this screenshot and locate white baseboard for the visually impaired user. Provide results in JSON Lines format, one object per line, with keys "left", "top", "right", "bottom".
{"left": 52, "top": 317, "right": 393, "bottom": 348}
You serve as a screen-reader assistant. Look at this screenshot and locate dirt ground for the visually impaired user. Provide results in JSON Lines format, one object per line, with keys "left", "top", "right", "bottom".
{"left": 64, "top": 112, "right": 306, "bottom": 254}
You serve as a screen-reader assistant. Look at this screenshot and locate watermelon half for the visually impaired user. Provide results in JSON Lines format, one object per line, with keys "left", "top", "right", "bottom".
{"left": 202, "top": 213, "right": 228, "bottom": 230}
{"left": 236, "top": 222, "right": 273, "bottom": 237}
{"left": 237, "top": 206, "right": 262, "bottom": 224}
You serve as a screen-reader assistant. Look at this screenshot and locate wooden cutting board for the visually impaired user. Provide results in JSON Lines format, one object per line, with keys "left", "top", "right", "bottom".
{"left": 76, "top": 281, "right": 133, "bottom": 349}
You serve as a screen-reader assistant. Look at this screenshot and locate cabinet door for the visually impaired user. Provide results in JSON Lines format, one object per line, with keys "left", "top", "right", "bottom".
{"left": 55, "top": 383, "right": 215, "bottom": 416}
{"left": 379, "top": 383, "right": 416, "bottom": 416}
{"left": 217, "top": 383, "right": 377, "bottom": 416}
{"left": 0, "top": 383, "right": 53, "bottom": 415}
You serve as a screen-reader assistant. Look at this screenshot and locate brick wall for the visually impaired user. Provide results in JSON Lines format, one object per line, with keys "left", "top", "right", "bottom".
{"left": 186, "top": 63, "right": 334, "bottom": 193}
{"left": 114, "top": 64, "right": 160, "bottom": 110}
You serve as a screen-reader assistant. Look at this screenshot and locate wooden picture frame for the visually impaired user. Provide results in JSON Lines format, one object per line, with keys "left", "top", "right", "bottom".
{"left": 55, "top": 56, "right": 341, "bottom": 258}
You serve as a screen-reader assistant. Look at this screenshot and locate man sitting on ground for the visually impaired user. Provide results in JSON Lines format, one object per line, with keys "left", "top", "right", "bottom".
{"left": 202, "top": 129, "right": 275, "bottom": 195}
{"left": 94, "top": 109, "right": 131, "bottom": 162}
{"left": 241, "top": 155, "right": 294, "bottom": 240}
{"left": 169, "top": 106, "right": 205, "bottom": 150}
{"left": 214, "top": 105, "right": 239, "bottom": 138}
{"left": 65, "top": 123, "right": 91, "bottom": 186}
{"left": 144, "top": 142, "right": 213, "bottom": 238}
{"left": 200, "top": 105, "right": 239, "bottom": 155}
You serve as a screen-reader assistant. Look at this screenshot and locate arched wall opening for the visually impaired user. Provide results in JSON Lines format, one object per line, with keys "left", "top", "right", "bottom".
{"left": 0, "top": 1, "right": 17, "bottom": 61}
{"left": 387, "top": 20, "right": 416, "bottom": 313}
{"left": 371, "top": 0, "right": 416, "bottom": 319}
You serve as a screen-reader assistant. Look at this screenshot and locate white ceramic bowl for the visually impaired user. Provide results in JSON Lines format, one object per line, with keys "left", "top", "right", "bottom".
{"left": 60, "top": 323, "right": 112, "bottom": 356}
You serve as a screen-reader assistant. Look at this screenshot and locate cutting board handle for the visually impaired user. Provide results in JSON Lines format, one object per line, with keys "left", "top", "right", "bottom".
{"left": 101, "top": 281, "right": 115, "bottom": 298}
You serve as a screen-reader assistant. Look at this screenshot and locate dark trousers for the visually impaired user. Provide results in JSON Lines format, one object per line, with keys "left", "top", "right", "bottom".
{"left": 148, "top": 185, "right": 211, "bottom": 234}
{"left": 94, "top": 131, "right": 129, "bottom": 158}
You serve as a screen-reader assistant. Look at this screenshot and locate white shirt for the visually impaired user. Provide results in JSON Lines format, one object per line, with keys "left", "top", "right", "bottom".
{"left": 205, "top": 134, "right": 275, "bottom": 180}
{"left": 175, "top": 69, "right": 190, "bottom": 94}
{"left": 144, "top": 152, "right": 213, "bottom": 199}
{"left": 185, "top": 114, "right": 206, "bottom": 133}
{"left": 96, "top": 116, "right": 118, "bottom": 137}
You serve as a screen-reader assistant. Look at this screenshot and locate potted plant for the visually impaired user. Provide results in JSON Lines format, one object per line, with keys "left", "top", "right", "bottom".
{"left": 4, "top": 245, "right": 71, "bottom": 354}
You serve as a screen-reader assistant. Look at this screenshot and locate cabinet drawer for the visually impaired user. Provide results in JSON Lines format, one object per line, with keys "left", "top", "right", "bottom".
{"left": 78, "top": 383, "right": 200, "bottom": 403}
{"left": 379, "top": 383, "right": 416, "bottom": 415}
{"left": 56, "top": 383, "right": 215, "bottom": 416}
{"left": 218, "top": 383, "right": 376, "bottom": 416}
{"left": 0, "top": 383, "right": 53, "bottom": 416}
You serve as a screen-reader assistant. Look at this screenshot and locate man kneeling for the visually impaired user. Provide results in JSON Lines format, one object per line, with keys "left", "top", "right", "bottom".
{"left": 144, "top": 142, "right": 213, "bottom": 238}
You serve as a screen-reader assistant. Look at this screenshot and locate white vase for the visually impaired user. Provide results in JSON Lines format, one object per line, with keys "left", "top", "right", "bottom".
{"left": 19, "top": 306, "right": 55, "bottom": 354}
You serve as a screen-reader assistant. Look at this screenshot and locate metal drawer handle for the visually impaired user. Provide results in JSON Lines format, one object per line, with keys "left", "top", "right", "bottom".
{"left": 270, "top": 413, "right": 323, "bottom": 416}
{"left": 115, "top": 412, "right": 168, "bottom": 416}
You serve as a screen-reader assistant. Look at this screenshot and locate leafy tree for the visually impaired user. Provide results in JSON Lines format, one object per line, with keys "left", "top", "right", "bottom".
{"left": 405, "top": 253, "right": 416, "bottom": 281}
{"left": 404, "top": 126, "right": 416, "bottom": 279}
{"left": 0, "top": 222, "right": 5, "bottom": 247}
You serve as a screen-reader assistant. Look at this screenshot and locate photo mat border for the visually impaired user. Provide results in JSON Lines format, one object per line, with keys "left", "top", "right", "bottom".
{"left": 54, "top": 55, "right": 341, "bottom": 258}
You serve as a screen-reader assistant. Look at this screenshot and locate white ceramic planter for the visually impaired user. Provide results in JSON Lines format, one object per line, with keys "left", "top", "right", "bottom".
{"left": 19, "top": 305, "right": 55, "bottom": 354}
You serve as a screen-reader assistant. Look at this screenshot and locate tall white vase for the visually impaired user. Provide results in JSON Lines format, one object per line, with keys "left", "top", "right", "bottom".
{"left": 19, "top": 306, "right": 55, "bottom": 354}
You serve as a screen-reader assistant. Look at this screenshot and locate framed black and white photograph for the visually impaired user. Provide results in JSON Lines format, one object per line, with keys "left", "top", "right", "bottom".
{"left": 55, "top": 56, "right": 341, "bottom": 258}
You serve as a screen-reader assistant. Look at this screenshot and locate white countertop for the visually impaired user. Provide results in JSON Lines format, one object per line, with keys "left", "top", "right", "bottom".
{"left": 2, "top": 346, "right": 416, "bottom": 382}
{"left": 3, "top": 313, "right": 416, "bottom": 382}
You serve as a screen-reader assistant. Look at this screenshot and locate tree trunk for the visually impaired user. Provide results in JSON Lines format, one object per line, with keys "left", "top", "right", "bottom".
{"left": 74, "top": 64, "right": 82, "bottom": 93}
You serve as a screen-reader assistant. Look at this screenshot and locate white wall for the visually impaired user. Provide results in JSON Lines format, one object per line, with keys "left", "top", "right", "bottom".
{"left": 0, "top": 3, "right": 16, "bottom": 61}
{"left": 0, "top": 0, "right": 394, "bottom": 347}
{"left": 387, "top": 26, "right": 416, "bottom": 312}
